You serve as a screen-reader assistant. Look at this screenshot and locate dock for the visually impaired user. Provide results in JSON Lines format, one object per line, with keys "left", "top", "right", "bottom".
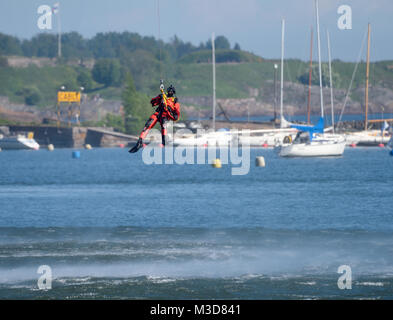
{"left": 5, "top": 125, "right": 138, "bottom": 148}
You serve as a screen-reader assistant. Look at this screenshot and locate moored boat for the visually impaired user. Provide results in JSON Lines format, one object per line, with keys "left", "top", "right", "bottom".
{"left": 0, "top": 132, "right": 40, "bottom": 150}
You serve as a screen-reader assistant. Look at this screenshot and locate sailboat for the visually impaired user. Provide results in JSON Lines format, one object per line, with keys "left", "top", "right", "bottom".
{"left": 173, "top": 33, "right": 235, "bottom": 147}
{"left": 278, "top": 0, "right": 346, "bottom": 157}
{"left": 237, "top": 19, "right": 298, "bottom": 148}
{"left": 343, "top": 23, "right": 392, "bottom": 147}
{"left": 173, "top": 30, "right": 297, "bottom": 148}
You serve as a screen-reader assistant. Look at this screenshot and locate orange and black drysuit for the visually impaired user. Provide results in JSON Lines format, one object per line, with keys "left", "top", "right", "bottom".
{"left": 139, "top": 94, "right": 181, "bottom": 146}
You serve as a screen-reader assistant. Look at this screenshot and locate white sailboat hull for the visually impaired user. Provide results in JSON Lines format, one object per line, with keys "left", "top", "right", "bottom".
{"left": 173, "top": 136, "right": 205, "bottom": 146}
{"left": 173, "top": 129, "right": 298, "bottom": 147}
{"left": 173, "top": 132, "right": 233, "bottom": 147}
{"left": 238, "top": 131, "right": 296, "bottom": 147}
{"left": 344, "top": 131, "right": 391, "bottom": 146}
{"left": 279, "top": 140, "right": 345, "bottom": 157}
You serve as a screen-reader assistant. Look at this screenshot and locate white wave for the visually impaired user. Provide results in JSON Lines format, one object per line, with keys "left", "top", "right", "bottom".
{"left": 297, "top": 281, "right": 317, "bottom": 286}
{"left": 356, "top": 282, "right": 384, "bottom": 287}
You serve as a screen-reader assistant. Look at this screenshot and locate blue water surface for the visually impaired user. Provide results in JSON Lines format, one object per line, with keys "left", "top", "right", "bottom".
{"left": 0, "top": 147, "right": 392, "bottom": 230}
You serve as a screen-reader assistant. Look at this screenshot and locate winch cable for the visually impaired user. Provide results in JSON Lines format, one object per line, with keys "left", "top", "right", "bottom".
{"left": 156, "top": 0, "right": 164, "bottom": 86}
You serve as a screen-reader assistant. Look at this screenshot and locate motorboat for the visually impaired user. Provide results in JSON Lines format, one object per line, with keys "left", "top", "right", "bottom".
{"left": 0, "top": 132, "right": 40, "bottom": 150}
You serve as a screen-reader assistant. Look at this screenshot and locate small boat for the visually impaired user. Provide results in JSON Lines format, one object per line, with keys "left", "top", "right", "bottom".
{"left": 173, "top": 127, "right": 298, "bottom": 148}
{"left": 279, "top": 131, "right": 346, "bottom": 157}
{"left": 344, "top": 130, "right": 391, "bottom": 146}
{"left": 0, "top": 132, "right": 40, "bottom": 150}
{"left": 238, "top": 129, "right": 297, "bottom": 147}
{"left": 338, "top": 24, "right": 392, "bottom": 146}
{"left": 173, "top": 129, "right": 234, "bottom": 147}
{"left": 278, "top": 1, "right": 345, "bottom": 158}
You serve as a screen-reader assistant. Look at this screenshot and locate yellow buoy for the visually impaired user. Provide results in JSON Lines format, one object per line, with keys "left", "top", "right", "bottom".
{"left": 212, "top": 158, "right": 222, "bottom": 168}
{"left": 255, "top": 156, "right": 265, "bottom": 167}
{"left": 85, "top": 144, "right": 92, "bottom": 150}
{"left": 47, "top": 144, "right": 54, "bottom": 151}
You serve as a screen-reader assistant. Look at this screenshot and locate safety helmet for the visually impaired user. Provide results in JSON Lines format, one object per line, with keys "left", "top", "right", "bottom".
{"left": 167, "top": 85, "right": 176, "bottom": 96}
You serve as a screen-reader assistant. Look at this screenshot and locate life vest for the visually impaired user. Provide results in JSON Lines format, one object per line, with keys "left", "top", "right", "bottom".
{"left": 151, "top": 95, "right": 181, "bottom": 121}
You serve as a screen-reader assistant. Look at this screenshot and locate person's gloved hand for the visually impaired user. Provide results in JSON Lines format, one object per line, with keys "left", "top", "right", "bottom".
{"left": 150, "top": 94, "right": 162, "bottom": 107}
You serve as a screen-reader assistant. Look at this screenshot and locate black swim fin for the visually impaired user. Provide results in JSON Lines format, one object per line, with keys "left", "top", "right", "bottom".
{"left": 129, "top": 138, "right": 143, "bottom": 153}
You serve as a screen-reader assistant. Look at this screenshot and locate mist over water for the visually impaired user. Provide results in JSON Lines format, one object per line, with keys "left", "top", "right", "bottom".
{"left": 0, "top": 147, "right": 392, "bottom": 299}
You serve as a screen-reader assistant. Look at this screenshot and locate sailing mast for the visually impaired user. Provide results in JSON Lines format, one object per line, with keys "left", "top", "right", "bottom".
{"left": 364, "top": 23, "right": 371, "bottom": 131}
{"left": 212, "top": 32, "right": 216, "bottom": 132}
{"left": 315, "top": 0, "right": 324, "bottom": 120}
{"left": 280, "top": 19, "right": 285, "bottom": 128}
{"left": 58, "top": 9, "right": 61, "bottom": 58}
{"left": 364, "top": 24, "right": 393, "bottom": 125}
{"left": 327, "top": 30, "right": 335, "bottom": 133}
{"left": 307, "top": 27, "right": 313, "bottom": 124}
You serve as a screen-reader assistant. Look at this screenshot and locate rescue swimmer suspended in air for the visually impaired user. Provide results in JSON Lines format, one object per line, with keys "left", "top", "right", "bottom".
{"left": 129, "top": 82, "right": 181, "bottom": 153}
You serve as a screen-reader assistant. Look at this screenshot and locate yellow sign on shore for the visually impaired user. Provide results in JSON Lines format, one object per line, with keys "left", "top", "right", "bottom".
{"left": 57, "top": 91, "right": 81, "bottom": 103}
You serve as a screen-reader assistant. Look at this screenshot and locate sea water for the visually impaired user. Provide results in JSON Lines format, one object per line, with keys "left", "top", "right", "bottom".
{"left": 0, "top": 147, "right": 392, "bottom": 299}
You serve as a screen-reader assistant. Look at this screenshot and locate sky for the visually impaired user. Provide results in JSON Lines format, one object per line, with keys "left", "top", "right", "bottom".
{"left": 0, "top": 0, "right": 392, "bottom": 61}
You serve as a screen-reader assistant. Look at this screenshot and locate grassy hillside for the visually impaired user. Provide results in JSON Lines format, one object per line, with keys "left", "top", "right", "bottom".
{"left": 178, "top": 50, "right": 263, "bottom": 64}
{"left": 1, "top": 56, "right": 393, "bottom": 108}
{"left": 1, "top": 30, "right": 393, "bottom": 109}
{"left": 0, "top": 64, "right": 81, "bottom": 107}
{"left": 167, "top": 59, "right": 393, "bottom": 100}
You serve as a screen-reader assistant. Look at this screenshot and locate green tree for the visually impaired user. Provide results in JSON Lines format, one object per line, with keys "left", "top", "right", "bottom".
{"left": 206, "top": 35, "right": 231, "bottom": 50}
{"left": 77, "top": 70, "right": 93, "bottom": 91}
{"left": 215, "top": 36, "right": 231, "bottom": 50}
{"left": 233, "top": 43, "right": 241, "bottom": 50}
{"left": 22, "top": 87, "right": 42, "bottom": 105}
{"left": 23, "top": 34, "right": 57, "bottom": 58}
{"left": 61, "top": 32, "right": 90, "bottom": 59}
{"left": 104, "top": 113, "right": 124, "bottom": 132}
{"left": 122, "top": 74, "right": 151, "bottom": 135}
{"left": 298, "top": 63, "right": 342, "bottom": 88}
{"left": 61, "top": 78, "right": 80, "bottom": 92}
{"left": 92, "top": 58, "right": 122, "bottom": 87}
{"left": 0, "top": 33, "right": 22, "bottom": 55}
{"left": 119, "top": 49, "right": 159, "bottom": 91}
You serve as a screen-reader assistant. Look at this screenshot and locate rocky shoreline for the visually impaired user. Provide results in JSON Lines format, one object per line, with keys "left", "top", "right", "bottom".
{"left": 1, "top": 82, "right": 393, "bottom": 124}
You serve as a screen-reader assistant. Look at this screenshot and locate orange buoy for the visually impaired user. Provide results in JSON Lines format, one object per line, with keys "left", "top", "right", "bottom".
{"left": 119, "top": 143, "right": 125, "bottom": 148}
{"left": 350, "top": 143, "right": 356, "bottom": 148}
{"left": 262, "top": 143, "right": 269, "bottom": 148}
{"left": 379, "top": 143, "right": 385, "bottom": 148}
